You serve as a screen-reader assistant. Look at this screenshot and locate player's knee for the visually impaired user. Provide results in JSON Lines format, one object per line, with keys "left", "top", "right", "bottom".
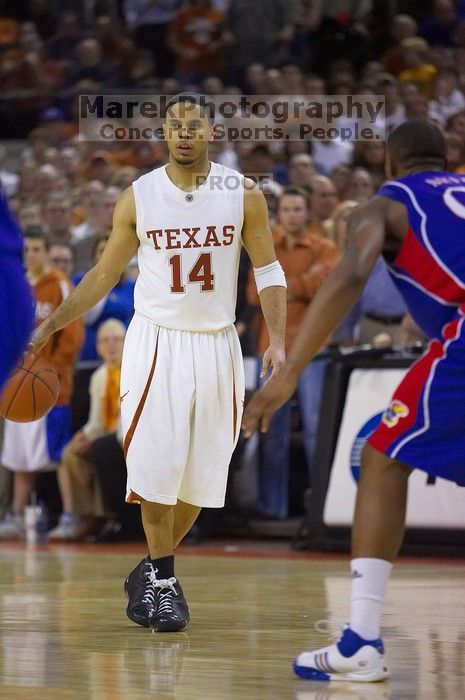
{"left": 61, "top": 441, "right": 82, "bottom": 467}
{"left": 360, "top": 443, "right": 410, "bottom": 480}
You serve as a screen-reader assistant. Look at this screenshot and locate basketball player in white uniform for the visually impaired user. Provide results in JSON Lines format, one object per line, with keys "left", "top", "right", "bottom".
{"left": 32, "top": 95, "right": 287, "bottom": 632}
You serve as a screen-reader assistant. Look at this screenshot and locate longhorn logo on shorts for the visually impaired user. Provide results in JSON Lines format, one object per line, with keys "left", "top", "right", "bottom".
{"left": 381, "top": 400, "right": 409, "bottom": 428}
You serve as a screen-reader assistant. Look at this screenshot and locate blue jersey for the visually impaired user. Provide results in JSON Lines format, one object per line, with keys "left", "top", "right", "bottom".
{"left": 0, "top": 191, "right": 35, "bottom": 391}
{"left": 379, "top": 171, "right": 465, "bottom": 340}
{"left": 369, "top": 172, "right": 465, "bottom": 486}
{"left": 0, "top": 189, "right": 23, "bottom": 258}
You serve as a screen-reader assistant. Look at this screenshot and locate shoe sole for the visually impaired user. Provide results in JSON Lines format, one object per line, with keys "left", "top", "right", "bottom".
{"left": 124, "top": 579, "right": 151, "bottom": 628}
{"left": 149, "top": 618, "right": 190, "bottom": 633}
{"left": 293, "top": 660, "right": 389, "bottom": 682}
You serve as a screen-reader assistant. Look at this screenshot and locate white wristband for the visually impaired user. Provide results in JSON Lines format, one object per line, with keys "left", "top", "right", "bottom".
{"left": 253, "top": 260, "right": 287, "bottom": 293}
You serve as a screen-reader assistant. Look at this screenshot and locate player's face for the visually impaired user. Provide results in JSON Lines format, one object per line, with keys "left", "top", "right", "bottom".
{"left": 163, "top": 102, "right": 213, "bottom": 166}
{"left": 25, "top": 238, "right": 48, "bottom": 274}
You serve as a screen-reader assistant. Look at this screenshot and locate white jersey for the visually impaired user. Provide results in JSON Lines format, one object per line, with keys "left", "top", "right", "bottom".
{"left": 132, "top": 161, "right": 244, "bottom": 331}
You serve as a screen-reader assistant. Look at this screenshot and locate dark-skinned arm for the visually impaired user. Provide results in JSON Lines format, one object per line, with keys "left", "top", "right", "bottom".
{"left": 242, "top": 197, "right": 387, "bottom": 436}
{"left": 242, "top": 181, "right": 287, "bottom": 379}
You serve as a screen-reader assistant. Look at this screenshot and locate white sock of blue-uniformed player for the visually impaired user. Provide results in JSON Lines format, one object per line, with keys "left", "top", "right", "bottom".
{"left": 349, "top": 558, "right": 392, "bottom": 641}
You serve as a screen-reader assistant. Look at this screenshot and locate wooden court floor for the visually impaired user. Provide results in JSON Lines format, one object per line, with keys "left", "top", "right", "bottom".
{"left": 0, "top": 542, "right": 464, "bottom": 700}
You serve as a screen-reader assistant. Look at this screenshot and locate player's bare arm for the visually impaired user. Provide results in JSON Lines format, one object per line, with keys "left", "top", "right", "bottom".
{"left": 242, "top": 196, "right": 388, "bottom": 436}
{"left": 31, "top": 186, "right": 139, "bottom": 353}
{"left": 242, "top": 180, "right": 287, "bottom": 379}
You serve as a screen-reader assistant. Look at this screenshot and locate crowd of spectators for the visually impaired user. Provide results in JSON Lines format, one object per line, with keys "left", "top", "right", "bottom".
{"left": 0, "top": 0, "right": 463, "bottom": 534}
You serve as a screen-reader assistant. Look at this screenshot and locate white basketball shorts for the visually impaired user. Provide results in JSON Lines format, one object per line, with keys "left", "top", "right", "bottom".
{"left": 120, "top": 314, "right": 245, "bottom": 508}
{"left": 1, "top": 406, "right": 72, "bottom": 472}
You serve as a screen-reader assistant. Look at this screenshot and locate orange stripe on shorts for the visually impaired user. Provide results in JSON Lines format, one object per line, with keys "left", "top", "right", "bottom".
{"left": 123, "top": 333, "right": 159, "bottom": 458}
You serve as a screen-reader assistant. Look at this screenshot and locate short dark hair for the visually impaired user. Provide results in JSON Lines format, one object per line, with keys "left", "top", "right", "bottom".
{"left": 164, "top": 93, "right": 215, "bottom": 124}
{"left": 279, "top": 186, "right": 310, "bottom": 207}
{"left": 24, "top": 227, "right": 49, "bottom": 249}
{"left": 387, "top": 120, "right": 446, "bottom": 169}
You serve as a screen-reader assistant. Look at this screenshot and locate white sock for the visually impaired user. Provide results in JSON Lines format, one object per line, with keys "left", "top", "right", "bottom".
{"left": 349, "top": 558, "right": 392, "bottom": 640}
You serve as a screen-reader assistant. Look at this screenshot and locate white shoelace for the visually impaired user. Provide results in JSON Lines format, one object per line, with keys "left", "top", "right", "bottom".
{"left": 154, "top": 576, "right": 177, "bottom": 615}
{"left": 141, "top": 563, "right": 157, "bottom": 606}
{"left": 314, "top": 619, "right": 345, "bottom": 639}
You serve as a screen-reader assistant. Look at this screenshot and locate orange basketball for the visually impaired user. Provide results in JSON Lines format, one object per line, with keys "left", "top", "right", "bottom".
{"left": 0, "top": 353, "right": 60, "bottom": 422}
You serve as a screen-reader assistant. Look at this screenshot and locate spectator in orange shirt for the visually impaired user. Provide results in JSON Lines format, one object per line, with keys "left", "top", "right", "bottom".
{"left": 0, "top": 229, "right": 83, "bottom": 540}
{"left": 168, "top": 0, "right": 225, "bottom": 85}
{"left": 247, "top": 187, "right": 339, "bottom": 519}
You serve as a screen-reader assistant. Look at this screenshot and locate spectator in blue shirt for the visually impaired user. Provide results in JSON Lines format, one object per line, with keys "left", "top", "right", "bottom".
{"left": 334, "top": 256, "right": 407, "bottom": 346}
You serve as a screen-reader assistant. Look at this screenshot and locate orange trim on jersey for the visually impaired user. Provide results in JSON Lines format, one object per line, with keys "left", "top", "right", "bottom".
{"left": 123, "top": 334, "right": 159, "bottom": 458}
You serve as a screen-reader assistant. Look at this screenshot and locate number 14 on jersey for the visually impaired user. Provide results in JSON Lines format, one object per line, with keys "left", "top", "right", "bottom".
{"left": 169, "top": 253, "right": 215, "bottom": 293}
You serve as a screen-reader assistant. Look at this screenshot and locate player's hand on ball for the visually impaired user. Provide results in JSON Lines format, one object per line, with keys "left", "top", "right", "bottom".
{"left": 242, "top": 369, "right": 297, "bottom": 438}
{"left": 260, "top": 343, "right": 285, "bottom": 381}
{"left": 29, "top": 322, "right": 53, "bottom": 355}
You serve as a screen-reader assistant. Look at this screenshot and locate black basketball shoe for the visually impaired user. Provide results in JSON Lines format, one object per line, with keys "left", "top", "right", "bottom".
{"left": 149, "top": 575, "right": 190, "bottom": 633}
{"left": 124, "top": 557, "right": 157, "bottom": 627}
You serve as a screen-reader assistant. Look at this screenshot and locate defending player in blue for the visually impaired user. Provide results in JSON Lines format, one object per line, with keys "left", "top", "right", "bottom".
{"left": 243, "top": 120, "right": 465, "bottom": 681}
{"left": 0, "top": 188, "right": 34, "bottom": 392}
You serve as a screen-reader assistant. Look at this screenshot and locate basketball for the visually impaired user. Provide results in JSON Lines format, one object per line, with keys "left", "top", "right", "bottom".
{"left": 0, "top": 352, "right": 60, "bottom": 422}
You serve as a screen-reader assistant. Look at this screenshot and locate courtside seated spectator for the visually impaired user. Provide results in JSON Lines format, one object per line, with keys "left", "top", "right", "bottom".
{"left": 48, "top": 319, "right": 126, "bottom": 541}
